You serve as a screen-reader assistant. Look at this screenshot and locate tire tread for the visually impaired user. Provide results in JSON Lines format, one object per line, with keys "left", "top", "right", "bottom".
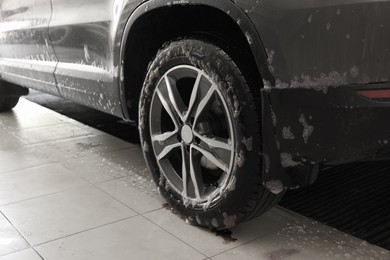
{"left": 0, "top": 97, "right": 19, "bottom": 112}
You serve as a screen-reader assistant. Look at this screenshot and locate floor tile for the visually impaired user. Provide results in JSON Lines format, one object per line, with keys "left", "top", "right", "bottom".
{"left": 11, "top": 98, "right": 53, "bottom": 116}
{"left": 1, "top": 185, "right": 136, "bottom": 245}
{"left": 0, "top": 164, "right": 88, "bottom": 206}
{"left": 0, "top": 129, "right": 26, "bottom": 151}
{"left": 145, "top": 208, "right": 288, "bottom": 257}
{"left": 60, "top": 148, "right": 144, "bottom": 183}
{"left": 2, "top": 112, "right": 68, "bottom": 131}
{"left": 211, "top": 221, "right": 387, "bottom": 260}
{"left": 273, "top": 207, "right": 390, "bottom": 260}
{"left": 65, "top": 120, "right": 107, "bottom": 136}
{"left": 0, "top": 111, "right": 19, "bottom": 129}
{"left": 0, "top": 147, "right": 52, "bottom": 174}
{"left": 35, "top": 216, "right": 205, "bottom": 260}
{"left": 0, "top": 248, "right": 41, "bottom": 260}
{"left": 32, "top": 135, "right": 136, "bottom": 162}
{"left": 100, "top": 147, "right": 147, "bottom": 173}
{"left": 0, "top": 213, "right": 29, "bottom": 256}
{"left": 0, "top": 100, "right": 57, "bottom": 130}
{"left": 13, "top": 124, "right": 94, "bottom": 145}
{"left": 14, "top": 98, "right": 107, "bottom": 133}
{"left": 97, "top": 175, "right": 164, "bottom": 213}
{"left": 60, "top": 154, "right": 131, "bottom": 183}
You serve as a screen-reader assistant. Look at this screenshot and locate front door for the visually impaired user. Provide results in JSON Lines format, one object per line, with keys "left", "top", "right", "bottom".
{"left": 49, "top": 0, "right": 123, "bottom": 116}
{"left": 0, "top": 0, "right": 59, "bottom": 94}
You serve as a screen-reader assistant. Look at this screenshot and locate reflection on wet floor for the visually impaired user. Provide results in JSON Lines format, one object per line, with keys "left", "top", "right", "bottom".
{"left": 280, "top": 161, "right": 390, "bottom": 250}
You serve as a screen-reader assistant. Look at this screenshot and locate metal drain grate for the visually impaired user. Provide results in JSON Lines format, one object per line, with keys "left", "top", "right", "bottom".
{"left": 280, "top": 161, "right": 390, "bottom": 250}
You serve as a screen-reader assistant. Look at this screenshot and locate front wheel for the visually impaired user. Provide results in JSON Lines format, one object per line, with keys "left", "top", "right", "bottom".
{"left": 0, "top": 97, "right": 20, "bottom": 112}
{"left": 139, "top": 39, "right": 283, "bottom": 229}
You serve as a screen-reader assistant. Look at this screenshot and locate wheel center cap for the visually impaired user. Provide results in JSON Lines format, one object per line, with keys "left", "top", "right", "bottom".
{"left": 181, "top": 125, "right": 194, "bottom": 144}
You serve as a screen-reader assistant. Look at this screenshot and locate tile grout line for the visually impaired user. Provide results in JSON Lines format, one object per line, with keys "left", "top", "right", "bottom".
{"left": 0, "top": 161, "right": 57, "bottom": 176}
{"left": 32, "top": 215, "right": 138, "bottom": 248}
{"left": 13, "top": 132, "right": 98, "bottom": 146}
{"left": 0, "top": 182, "right": 90, "bottom": 209}
{"left": 89, "top": 166, "right": 169, "bottom": 216}
{"left": 0, "top": 161, "right": 66, "bottom": 176}
{"left": 57, "top": 147, "right": 144, "bottom": 184}
{"left": 30, "top": 142, "right": 140, "bottom": 161}
{"left": 0, "top": 142, "right": 139, "bottom": 176}
{"left": 0, "top": 128, "right": 29, "bottom": 146}
{"left": 141, "top": 214, "right": 209, "bottom": 259}
{"left": 0, "top": 211, "right": 35, "bottom": 257}
{"left": 93, "top": 176, "right": 292, "bottom": 259}
{"left": 31, "top": 247, "right": 45, "bottom": 260}
{"left": 0, "top": 183, "right": 141, "bottom": 257}
{"left": 5, "top": 121, "right": 72, "bottom": 132}
{"left": 89, "top": 166, "right": 216, "bottom": 257}
{"left": 91, "top": 180, "right": 145, "bottom": 216}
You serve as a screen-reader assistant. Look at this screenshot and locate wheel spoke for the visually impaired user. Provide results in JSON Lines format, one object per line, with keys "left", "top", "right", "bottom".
{"left": 165, "top": 76, "right": 186, "bottom": 122}
{"left": 193, "top": 85, "right": 217, "bottom": 126}
{"left": 181, "top": 145, "right": 189, "bottom": 198}
{"left": 153, "top": 129, "right": 180, "bottom": 161}
{"left": 184, "top": 71, "right": 202, "bottom": 122}
{"left": 181, "top": 145, "right": 204, "bottom": 200}
{"left": 190, "top": 146, "right": 203, "bottom": 199}
{"left": 192, "top": 144, "right": 229, "bottom": 172}
{"left": 156, "top": 142, "right": 181, "bottom": 161}
{"left": 152, "top": 131, "right": 177, "bottom": 143}
{"left": 156, "top": 88, "right": 180, "bottom": 128}
{"left": 193, "top": 132, "right": 232, "bottom": 151}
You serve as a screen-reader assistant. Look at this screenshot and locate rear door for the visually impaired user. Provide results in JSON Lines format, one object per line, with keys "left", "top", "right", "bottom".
{"left": 0, "top": 0, "right": 59, "bottom": 94}
{"left": 49, "top": 0, "right": 124, "bottom": 116}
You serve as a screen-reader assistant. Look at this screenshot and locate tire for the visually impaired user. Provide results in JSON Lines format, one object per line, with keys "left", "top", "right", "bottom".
{"left": 139, "top": 39, "right": 284, "bottom": 229}
{"left": 0, "top": 96, "right": 19, "bottom": 112}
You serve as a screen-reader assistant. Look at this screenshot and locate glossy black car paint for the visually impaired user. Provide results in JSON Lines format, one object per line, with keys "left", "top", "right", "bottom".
{"left": 1, "top": 0, "right": 390, "bottom": 191}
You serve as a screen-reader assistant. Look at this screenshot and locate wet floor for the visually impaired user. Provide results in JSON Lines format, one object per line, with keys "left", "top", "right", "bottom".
{"left": 24, "top": 89, "right": 390, "bottom": 250}
{"left": 0, "top": 90, "right": 378, "bottom": 260}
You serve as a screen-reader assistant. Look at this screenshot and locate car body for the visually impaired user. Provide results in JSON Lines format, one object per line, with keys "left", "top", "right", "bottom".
{"left": 1, "top": 0, "right": 390, "bottom": 228}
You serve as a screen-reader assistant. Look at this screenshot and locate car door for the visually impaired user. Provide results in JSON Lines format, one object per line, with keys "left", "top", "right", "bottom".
{"left": 49, "top": 0, "right": 126, "bottom": 116}
{"left": 0, "top": 0, "right": 59, "bottom": 95}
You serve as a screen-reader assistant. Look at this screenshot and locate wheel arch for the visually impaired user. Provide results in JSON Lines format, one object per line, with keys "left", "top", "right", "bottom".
{"left": 118, "top": 0, "right": 273, "bottom": 121}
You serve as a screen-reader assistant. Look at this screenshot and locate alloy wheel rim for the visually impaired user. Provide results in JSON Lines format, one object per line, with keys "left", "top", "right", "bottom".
{"left": 149, "top": 65, "right": 235, "bottom": 205}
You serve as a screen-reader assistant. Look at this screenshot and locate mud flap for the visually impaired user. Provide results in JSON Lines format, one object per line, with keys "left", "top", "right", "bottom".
{"left": 261, "top": 89, "right": 318, "bottom": 193}
{"left": 261, "top": 85, "right": 390, "bottom": 192}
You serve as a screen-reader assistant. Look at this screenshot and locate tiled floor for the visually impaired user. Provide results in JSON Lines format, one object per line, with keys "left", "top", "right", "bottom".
{"left": 0, "top": 99, "right": 389, "bottom": 260}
